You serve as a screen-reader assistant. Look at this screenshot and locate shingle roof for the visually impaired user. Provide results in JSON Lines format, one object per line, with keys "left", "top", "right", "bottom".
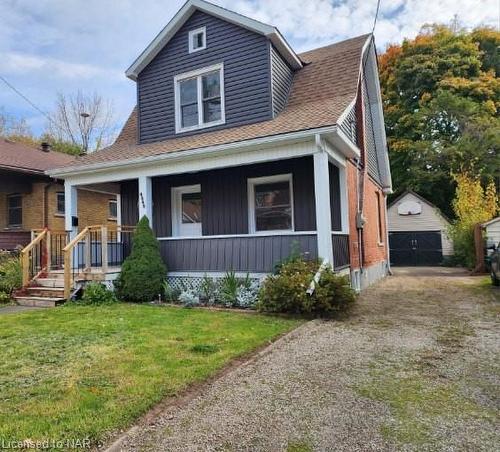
{"left": 53, "top": 34, "right": 370, "bottom": 171}
{"left": 0, "top": 139, "right": 75, "bottom": 174}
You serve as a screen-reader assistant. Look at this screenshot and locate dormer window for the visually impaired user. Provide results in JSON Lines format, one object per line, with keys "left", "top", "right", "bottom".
{"left": 174, "top": 63, "right": 225, "bottom": 133}
{"left": 188, "top": 27, "right": 206, "bottom": 53}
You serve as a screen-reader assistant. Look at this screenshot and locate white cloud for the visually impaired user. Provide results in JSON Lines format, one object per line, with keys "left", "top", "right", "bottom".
{"left": 1, "top": 52, "right": 121, "bottom": 80}
{"left": 0, "top": 0, "right": 498, "bottom": 136}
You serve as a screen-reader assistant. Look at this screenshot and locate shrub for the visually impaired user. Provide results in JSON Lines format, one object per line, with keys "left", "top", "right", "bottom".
{"left": 0, "top": 255, "right": 22, "bottom": 302}
{"left": 179, "top": 290, "right": 200, "bottom": 308}
{"left": 235, "top": 281, "right": 260, "bottom": 308}
{"left": 80, "top": 282, "right": 117, "bottom": 305}
{"left": 258, "top": 259, "right": 356, "bottom": 317}
{"left": 220, "top": 270, "right": 240, "bottom": 306}
{"left": 115, "top": 216, "right": 167, "bottom": 302}
{"left": 162, "top": 280, "right": 180, "bottom": 303}
{"left": 200, "top": 274, "right": 217, "bottom": 305}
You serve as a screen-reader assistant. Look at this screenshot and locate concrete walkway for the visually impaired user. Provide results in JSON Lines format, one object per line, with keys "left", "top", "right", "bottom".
{"left": 112, "top": 268, "right": 499, "bottom": 451}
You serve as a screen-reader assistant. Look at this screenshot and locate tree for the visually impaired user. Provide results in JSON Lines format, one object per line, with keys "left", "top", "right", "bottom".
{"left": 449, "top": 173, "right": 498, "bottom": 268}
{"left": 46, "top": 91, "right": 115, "bottom": 153}
{"left": 115, "top": 216, "right": 167, "bottom": 303}
{"left": 379, "top": 25, "right": 500, "bottom": 218}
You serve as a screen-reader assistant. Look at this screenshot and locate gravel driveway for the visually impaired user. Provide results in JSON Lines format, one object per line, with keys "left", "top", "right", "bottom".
{"left": 115, "top": 267, "right": 499, "bottom": 452}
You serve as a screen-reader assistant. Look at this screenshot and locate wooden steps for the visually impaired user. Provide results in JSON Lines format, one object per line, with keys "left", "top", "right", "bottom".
{"left": 13, "top": 271, "right": 68, "bottom": 308}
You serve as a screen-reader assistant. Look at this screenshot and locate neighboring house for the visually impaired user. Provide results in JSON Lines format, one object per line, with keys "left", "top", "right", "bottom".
{"left": 387, "top": 191, "right": 453, "bottom": 266}
{"left": 0, "top": 138, "right": 119, "bottom": 250}
{"left": 483, "top": 217, "right": 500, "bottom": 248}
{"left": 47, "top": 0, "right": 392, "bottom": 291}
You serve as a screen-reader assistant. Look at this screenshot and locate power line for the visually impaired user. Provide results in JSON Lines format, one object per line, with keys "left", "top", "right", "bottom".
{"left": 372, "top": 0, "right": 382, "bottom": 35}
{"left": 0, "top": 74, "right": 52, "bottom": 121}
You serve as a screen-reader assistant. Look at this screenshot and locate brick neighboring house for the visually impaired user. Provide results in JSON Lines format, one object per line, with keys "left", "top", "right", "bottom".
{"left": 0, "top": 139, "right": 119, "bottom": 250}
{"left": 47, "top": 0, "right": 392, "bottom": 290}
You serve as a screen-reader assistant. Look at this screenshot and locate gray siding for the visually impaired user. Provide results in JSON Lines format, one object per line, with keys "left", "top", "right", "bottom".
{"left": 138, "top": 10, "right": 272, "bottom": 143}
{"left": 339, "top": 103, "right": 357, "bottom": 144}
{"left": 361, "top": 52, "right": 382, "bottom": 183}
{"left": 160, "top": 234, "right": 317, "bottom": 273}
{"left": 152, "top": 157, "right": 317, "bottom": 236}
{"left": 120, "top": 179, "right": 139, "bottom": 226}
{"left": 270, "top": 44, "right": 293, "bottom": 116}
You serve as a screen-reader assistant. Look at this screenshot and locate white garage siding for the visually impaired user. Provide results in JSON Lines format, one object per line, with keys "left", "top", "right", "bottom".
{"left": 484, "top": 217, "right": 500, "bottom": 247}
{"left": 388, "top": 192, "right": 453, "bottom": 256}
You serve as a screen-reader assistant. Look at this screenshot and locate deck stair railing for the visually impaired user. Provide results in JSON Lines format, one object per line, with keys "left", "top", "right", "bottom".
{"left": 62, "top": 225, "right": 135, "bottom": 299}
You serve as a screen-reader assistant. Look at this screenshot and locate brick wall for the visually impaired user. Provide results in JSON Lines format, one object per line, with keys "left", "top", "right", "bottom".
{"left": 0, "top": 181, "right": 117, "bottom": 232}
{"left": 347, "top": 160, "right": 388, "bottom": 271}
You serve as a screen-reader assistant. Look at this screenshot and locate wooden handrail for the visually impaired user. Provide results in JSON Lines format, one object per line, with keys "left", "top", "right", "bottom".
{"left": 63, "top": 227, "right": 89, "bottom": 252}
{"left": 20, "top": 229, "right": 48, "bottom": 287}
{"left": 21, "top": 229, "right": 47, "bottom": 255}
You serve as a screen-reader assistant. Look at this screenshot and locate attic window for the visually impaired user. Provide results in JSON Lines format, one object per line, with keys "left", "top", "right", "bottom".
{"left": 188, "top": 27, "right": 206, "bottom": 53}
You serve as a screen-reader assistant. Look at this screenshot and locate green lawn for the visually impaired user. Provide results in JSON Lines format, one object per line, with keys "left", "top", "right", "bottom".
{"left": 0, "top": 304, "right": 300, "bottom": 447}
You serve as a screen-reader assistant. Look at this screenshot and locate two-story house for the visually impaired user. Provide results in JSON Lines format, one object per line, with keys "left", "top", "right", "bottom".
{"left": 46, "top": 0, "right": 392, "bottom": 293}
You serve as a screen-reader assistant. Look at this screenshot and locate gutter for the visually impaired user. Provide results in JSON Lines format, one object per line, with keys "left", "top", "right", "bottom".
{"left": 47, "top": 125, "right": 358, "bottom": 179}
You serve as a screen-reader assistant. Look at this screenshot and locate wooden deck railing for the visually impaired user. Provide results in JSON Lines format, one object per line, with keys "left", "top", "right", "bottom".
{"left": 21, "top": 225, "right": 134, "bottom": 300}
{"left": 62, "top": 225, "right": 135, "bottom": 299}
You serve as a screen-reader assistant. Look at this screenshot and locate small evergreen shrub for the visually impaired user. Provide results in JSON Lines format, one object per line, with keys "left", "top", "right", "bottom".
{"left": 80, "top": 282, "right": 117, "bottom": 305}
{"left": 220, "top": 270, "right": 240, "bottom": 306}
{"left": 115, "top": 216, "right": 167, "bottom": 302}
{"left": 200, "top": 274, "right": 217, "bottom": 305}
{"left": 258, "top": 259, "right": 356, "bottom": 317}
{"left": 0, "top": 255, "right": 22, "bottom": 302}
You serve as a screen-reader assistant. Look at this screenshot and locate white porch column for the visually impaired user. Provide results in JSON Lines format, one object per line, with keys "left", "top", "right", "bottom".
{"left": 64, "top": 182, "right": 78, "bottom": 238}
{"left": 338, "top": 165, "right": 349, "bottom": 233}
{"left": 138, "top": 176, "right": 153, "bottom": 224}
{"left": 313, "top": 151, "right": 334, "bottom": 265}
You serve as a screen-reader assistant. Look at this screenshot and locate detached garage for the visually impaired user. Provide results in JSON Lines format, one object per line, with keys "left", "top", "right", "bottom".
{"left": 387, "top": 191, "right": 453, "bottom": 266}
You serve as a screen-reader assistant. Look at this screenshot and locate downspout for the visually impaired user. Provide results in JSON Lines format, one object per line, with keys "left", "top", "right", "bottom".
{"left": 383, "top": 190, "right": 393, "bottom": 276}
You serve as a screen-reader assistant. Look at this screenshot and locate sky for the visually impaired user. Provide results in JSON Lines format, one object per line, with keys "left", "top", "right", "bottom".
{"left": 0, "top": 0, "right": 498, "bottom": 139}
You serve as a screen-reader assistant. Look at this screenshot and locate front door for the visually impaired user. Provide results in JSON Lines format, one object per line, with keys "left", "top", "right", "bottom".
{"left": 389, "top": 231, "right": 443, "bottom": 266}
{"left": 172, "top": 185, "right": 202, "bottom": 237}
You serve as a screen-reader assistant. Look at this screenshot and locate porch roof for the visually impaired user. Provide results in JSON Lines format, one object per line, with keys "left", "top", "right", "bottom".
{"left": 49, "top": 34, "right": 370, "bottom": 174}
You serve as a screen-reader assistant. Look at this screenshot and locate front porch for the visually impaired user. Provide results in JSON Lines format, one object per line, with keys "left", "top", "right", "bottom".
{"left": 39, "top": 133, "right": 356, "bottom": 300}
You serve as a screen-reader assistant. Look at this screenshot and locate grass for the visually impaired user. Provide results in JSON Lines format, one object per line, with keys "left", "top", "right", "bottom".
{"left": 0, "top": 304, "right": 300, "bottom": 448}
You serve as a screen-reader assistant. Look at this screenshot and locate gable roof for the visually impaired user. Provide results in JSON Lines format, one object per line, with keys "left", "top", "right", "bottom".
{"left": 0, "top": 138, "right": 75, "bottom": 175}
{"left": 483, "top": 216, "right": 500, "bottom": 228}
{"left": 50, "top": 34, "right": 371, "bottom": 174}
{"left": 126, "top": 0, "right": 302, "bottom": 81}
{"left": 388, "top": 190, "right": 451, "bottom": 223}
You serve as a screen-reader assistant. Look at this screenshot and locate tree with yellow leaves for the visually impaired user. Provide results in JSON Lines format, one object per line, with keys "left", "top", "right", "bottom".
{"left": 449, "top": 172, "right": 498, "bottom": 268}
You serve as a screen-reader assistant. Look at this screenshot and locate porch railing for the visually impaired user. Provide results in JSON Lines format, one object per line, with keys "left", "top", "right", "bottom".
{"left": 332, "top": 233, "right": 350, "bottom": 270}
{"left": 62, "top": 225, "right": 135, "bottom": 299}
{"left": 21, "top": 225, "right": 134, "bottom": 299}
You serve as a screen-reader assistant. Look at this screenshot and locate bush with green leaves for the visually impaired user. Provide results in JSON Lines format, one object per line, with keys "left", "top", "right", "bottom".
{"left": 179, "top": 289, "right": 200, "bottom": 308}
{"left": 80, "top": 282, "right": 117, "bottom": 305}
{"left": 0, "top": 254, "right": 22, "bottom": 303}
{"left": 258, "top": 258, "right": 356, "bottom": 317}
{"left": 115, "top": 216, "right": 167, "bottom": 302}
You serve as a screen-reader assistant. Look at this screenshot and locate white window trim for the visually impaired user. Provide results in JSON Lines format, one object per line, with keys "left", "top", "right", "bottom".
{"left": 188, "top": 26, "right": 206, "bottom": 53}
{"left": 171, "top": 184, "right": 202, "bottom": 237}
{"left": 247, "top": 173, "right": 294, "bottom": 235}
{"left": 174, "top": 63, "right": 225, "bottom": 134}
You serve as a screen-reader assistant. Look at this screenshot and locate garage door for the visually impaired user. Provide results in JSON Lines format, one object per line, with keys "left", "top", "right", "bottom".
{"left": 389, "top": 231, "right": 443, "bottom": 266}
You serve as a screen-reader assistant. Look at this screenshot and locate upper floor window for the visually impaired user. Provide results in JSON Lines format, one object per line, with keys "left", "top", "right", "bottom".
{"left": 7, "top": 194, "right": 22, "bottom": 227}
{"left": 188, "top": 27, "right": 206, "bottom": 53}
{"left": 174, "top": 63, "right": 225, "bottom": 133}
